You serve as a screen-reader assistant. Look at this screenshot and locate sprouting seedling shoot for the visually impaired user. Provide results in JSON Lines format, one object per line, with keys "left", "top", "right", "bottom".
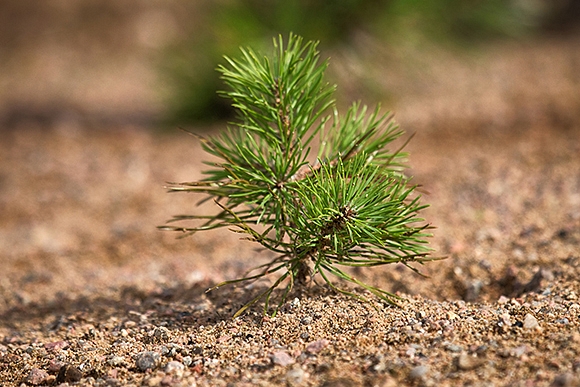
{"left": 161, "top": 33, "right": 437, "bottom": 317}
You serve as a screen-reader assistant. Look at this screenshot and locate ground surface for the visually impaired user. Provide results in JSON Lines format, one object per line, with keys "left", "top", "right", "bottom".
{"left": 1, "top": 35, "right": 580, "bottom": 386}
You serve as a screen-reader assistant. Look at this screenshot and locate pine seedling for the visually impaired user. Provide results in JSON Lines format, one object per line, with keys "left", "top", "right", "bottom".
{"left": 161, "top": 34, "right": 437, "bottom": 317}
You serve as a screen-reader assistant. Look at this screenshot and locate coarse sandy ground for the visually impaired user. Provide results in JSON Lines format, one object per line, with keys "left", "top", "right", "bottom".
{"left": 1, "top": 36, "right": 580, "bottom": 386}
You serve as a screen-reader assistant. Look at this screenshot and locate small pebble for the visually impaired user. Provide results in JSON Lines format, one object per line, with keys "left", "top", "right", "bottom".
{"left": 457, "top": 353, "right": 484, "bottom": 371}
{"left": 523, "top": 313, "right": 540, "bottom": 330}
{"left": 271, "top": 351, "right": 295, "bottom": 366}
{"left": 153, "top": 327, "right": 169, "bottom": 340}
{"left": 45, "top": 340, "right": 69, "bottom": 352}
{"left": 551, "top": 373, "right": 576, "bottom": 387}
{"left": 300, "top": 316, "right": 313, "bottom": 325}
{"left": 446, "top": 311, "right": 459, "bottom": 320}
{"left": 108, "top": 356, "right": 125, "bottom": 366}
{"left": 306, "top": 339, "right": 329, "bottom": 354}
{"left": 165, "top": 361, "right": 185, "bottom": 377}
{"left": 48, "top": 359, "right": 65, "bottom": 373}
{"left": 26, "top": 368, "right": 49, "bottom": 385}
{"left": 499, "top": 313, "right": 512, "bottom": 325}
{"left": 497, "top": 313, "right": 512, "bottom": 333}
{"left": 56, "top": 365, "right": 83, "bottom": 383}
{"left": 511, "top": 345, "right": 528, "bottom": 358}
{"left": 136, "top": 351, "right": 161, "bottom": 372}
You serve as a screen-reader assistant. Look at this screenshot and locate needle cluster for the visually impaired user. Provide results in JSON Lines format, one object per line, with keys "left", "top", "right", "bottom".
{"left": 161, "top": 34, "right": 436, "bottom": 317}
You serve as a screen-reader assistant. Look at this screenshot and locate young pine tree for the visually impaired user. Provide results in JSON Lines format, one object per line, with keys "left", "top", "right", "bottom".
{"left": 161, "top": 34, "right": 437, "bottom": 317}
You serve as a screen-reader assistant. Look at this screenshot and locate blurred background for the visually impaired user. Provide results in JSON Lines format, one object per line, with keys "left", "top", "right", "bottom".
{"left": 1, "top": 0, "right": 580, "bottom": 309}
{"left": 1, "top": 0, "right": 579, "bottom": 128}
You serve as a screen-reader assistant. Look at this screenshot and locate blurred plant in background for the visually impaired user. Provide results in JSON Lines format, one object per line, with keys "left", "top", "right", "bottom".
{"left": 161, "top": 0, "right": 574, "bottom": 125}
{"left": 162, "top": 0, "right": 387, "bottom": 124}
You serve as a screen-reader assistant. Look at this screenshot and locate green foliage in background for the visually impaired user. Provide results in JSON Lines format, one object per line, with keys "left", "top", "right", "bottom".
{"left": 163, "top": 0, "right": 385, "bottom": 124}
{"left": 163, "top": 0, "right": 545, "bottom": 124}
{"left": 377, "top": 0, "right": 541, "bottom": 44}
{"left": 161, "top": 34, "right": 438, "bottom": 317}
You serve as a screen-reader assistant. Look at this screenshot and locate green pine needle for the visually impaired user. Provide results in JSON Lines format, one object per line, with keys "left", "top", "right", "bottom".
{"left": 161, "top": 33, "right": 438, "bottom": 317}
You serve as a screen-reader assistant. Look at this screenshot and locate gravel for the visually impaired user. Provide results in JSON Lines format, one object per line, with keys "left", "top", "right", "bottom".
{"left": 136, "top": 351, "right": 161, "bottom": 372}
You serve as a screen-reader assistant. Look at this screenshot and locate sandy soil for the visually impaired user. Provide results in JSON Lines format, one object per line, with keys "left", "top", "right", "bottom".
{"left": 1, "top": 38, "right": 580, "bottom": 387}
{"left": 1, "top": 117, "right": 579, "bottom": 387}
